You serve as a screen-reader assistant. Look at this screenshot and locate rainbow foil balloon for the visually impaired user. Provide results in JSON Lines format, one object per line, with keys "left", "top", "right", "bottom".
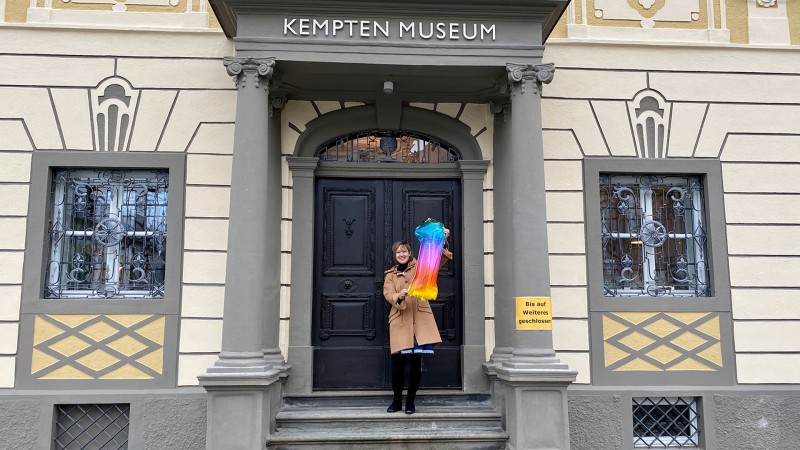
{"left": 408, "top": 219, "right": 446, "bottom": 301}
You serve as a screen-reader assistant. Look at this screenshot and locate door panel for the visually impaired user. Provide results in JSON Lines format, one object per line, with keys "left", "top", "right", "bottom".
{"left": 313, "top": 178, "right": 461, "bottom": 390}
{"left": 322, "top": 187, "right": 376, "bottom": 276}
{"left": 395, "top": 180, "right": 461, "bottom": 388}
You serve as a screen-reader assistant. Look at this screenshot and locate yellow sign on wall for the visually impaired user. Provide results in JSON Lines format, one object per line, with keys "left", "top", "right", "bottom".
{"left": 515, "top": 296, "right": 552, "bottom": 330}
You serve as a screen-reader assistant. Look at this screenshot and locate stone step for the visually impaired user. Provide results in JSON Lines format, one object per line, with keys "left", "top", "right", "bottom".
{"left": 268, "top": 394, "right": 508, "bottom": 450}
{"left": 268, "top": 427, "right": 509, "bottom": 450}
{"left": 281, "top": 393, "right": 493, "bottom": 408}
{"left": 276, "top": 405, "right": 502, "bottom": 431}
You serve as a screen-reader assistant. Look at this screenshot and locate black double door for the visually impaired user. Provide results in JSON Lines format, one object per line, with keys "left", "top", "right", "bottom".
{"left": 312, "top": 178, "right": 462, "bottom": 390}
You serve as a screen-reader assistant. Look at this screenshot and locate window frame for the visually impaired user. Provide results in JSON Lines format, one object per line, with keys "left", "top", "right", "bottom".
{"left": 45, "top": 168, "right": 170, "bottom": 300}
{"left": 600, "top": 173, "right": 709, "bottom": 298}
{"left": 584, "top": 158, "right": 735, "bottom": 387}
{"left": 632, "top": 396, "right": 700, "bottom": 449}
{"left": 54, "top": 403, "right": 131, "bottom": 450}
{"left": 22, "top": 151, "right": 184, "bottom": 315}
{"left": 17, "top": 151, "right": 184, "bottom": 390}
{"left": 584, "top": 158, "right": 731, "bottom": 313}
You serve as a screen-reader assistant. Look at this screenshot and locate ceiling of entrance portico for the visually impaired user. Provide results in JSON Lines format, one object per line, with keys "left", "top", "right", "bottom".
{"left": 271, "top": 61, "right": 509, "bottom": 103}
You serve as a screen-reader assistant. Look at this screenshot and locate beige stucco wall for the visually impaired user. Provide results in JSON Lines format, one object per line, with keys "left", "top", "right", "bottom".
{"left": 0, "top": 27, "right": 233, "bottom": 387}
{"left": 1, "top": 6, "right": 799, "bottom": 389}
{"left": 541, "top": 40, "right": 800, "bottom": 385}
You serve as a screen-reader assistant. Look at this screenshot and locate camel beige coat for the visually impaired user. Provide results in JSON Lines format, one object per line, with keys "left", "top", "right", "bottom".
{"left": 383, "top": 248, "right": 452, "bottom": 354}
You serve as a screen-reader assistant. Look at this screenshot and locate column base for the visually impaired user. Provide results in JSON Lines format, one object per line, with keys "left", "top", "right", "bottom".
{"left": 483, "top": 346, "right": 514, "bottom": 377}
{"left": 498, "top": 347, "right": 575, "bottom": 376}
{"left": 490, "top": 372, "right": 576, "bottom": 450}
{"left": 203, "top": 351, "right": 281, "bottom": 377}
{"left": 199, "top": 353, "right": 285, "bottom": 450}
{"left": 489, "top": 349, "right": 576, "bottom": 450}
{"left": 200, "top": 376, "right": 283, "bottom": 450}
{"left": 262, "top": 347, "right": 291, "bottom": 378}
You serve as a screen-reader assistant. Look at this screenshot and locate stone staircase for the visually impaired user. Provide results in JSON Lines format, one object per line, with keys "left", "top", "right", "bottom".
{"left": 267, "top": 393, "right": 508, "bottom": 449}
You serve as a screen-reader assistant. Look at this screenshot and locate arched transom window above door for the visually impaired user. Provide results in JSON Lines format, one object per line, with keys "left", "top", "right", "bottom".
{"left": 316, "top": 130, "right": 461, "bottom": 163}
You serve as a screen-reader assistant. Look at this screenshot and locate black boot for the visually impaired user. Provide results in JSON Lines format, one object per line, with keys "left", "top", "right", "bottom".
{"left": 387, "top": 353, "right": 405, "bottom": 413}
{"left": 405, "top": 354, "right": 421, "bottom": 414}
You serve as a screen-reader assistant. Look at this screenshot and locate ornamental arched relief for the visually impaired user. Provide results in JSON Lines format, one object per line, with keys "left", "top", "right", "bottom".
{"left": 627, "top": 89, "right": 672, "bottom": 159}
{"left": 90, "top": 77, "right": 140, "bottom": 152}
{"left": 594, "top": 0, "right": 701, "bottom": 29}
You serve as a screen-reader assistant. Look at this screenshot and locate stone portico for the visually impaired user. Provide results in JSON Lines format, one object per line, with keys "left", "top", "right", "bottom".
{"left": 200, "top": 1, "right": 574, "bottom": 448}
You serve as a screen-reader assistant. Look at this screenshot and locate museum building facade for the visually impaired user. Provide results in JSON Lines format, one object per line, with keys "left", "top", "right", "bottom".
{"left": 0, "top": 0, "right": 799, "bottom": 448}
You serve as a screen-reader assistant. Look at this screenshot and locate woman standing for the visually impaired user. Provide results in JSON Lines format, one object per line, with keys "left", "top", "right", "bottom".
{"left": 383, "top": 229, "right": 451, "bottom": 414}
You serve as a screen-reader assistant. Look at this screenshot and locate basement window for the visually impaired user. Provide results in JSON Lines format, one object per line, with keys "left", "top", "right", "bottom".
{"left": 633, "top": 397, "right": 699, "bottom": 448}
{"left": 55, "top": 403, "right": 130, "bottom": 450}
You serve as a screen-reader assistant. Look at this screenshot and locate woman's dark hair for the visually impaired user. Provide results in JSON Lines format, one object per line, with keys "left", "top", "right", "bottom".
{"left": 391, "top": 240, "right": 412, "bottom": 259}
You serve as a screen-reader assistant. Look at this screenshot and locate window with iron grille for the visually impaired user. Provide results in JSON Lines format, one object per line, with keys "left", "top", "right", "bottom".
{"left": 45, "top": 169, "right": 168, "bottom": 299}
{"left": 317, "top": 130, "right": 461, "bottom": 163}
{"left": 600, "top": 174, "right": 709, "bottom": 297}
{"left": 55, "top": 403, "right": 130, "bottom": 450}
{"left": 633, "top": 397, "right": 699, "bottom": 448}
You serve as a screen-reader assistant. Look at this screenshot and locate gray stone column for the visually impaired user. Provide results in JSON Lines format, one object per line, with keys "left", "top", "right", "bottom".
{"left": 458, "top": 160, "right": 490, "bottom": 393}
{"left": 262, "top": 95, "right": 290, "bottom": 375}
{"left": 487, "top": 63, "right": 576, "bottom": 450}
{"left": 199, "top": 57, "right": 283, "bottom": 450}
{"left": 486, "top": 100, "right": 514, "bottom": 373}
{"left": 285, "top": 156, "right": 319, "bottom": 394}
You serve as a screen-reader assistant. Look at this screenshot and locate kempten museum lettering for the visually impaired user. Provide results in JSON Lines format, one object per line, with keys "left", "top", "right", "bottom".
{"left": 284, "top": 18, "right": 497, "bottom": 41}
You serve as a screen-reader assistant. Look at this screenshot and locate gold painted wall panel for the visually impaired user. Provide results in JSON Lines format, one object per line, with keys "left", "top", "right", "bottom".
{"left": 789, "top": 0, "right": 800, "bottom": 45}
{"left": 726, "top": 0, "right": 749, "bottom": 44}
{"left": 208, "top": 8, "right": 220, "bottom": 28}
{"left": 31, "top": 314, "right": 165, "bottom": 380}
{"left": 602, "top": 312, "right": 723, "bottom": 372}
{"left": 5, "top": 0, "right": 29, "bottom": 23}
{"left": 550, "top": 10, "right": 569, "bottom": 39}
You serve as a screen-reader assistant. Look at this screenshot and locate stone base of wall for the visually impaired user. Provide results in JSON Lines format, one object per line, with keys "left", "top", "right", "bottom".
{"left": 569, "top": 390, "right": 800, "bottom": 450}
{"left": 714, "top": 394, "right": 800, "bottom": 450}
{"left": 0, "top": 390, "right": 207, "bottom": 450}
{"left": 4, "top": 389, "right": 800, "bottom": 449}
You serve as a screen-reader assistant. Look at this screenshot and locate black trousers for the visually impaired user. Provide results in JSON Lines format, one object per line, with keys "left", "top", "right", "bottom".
{"left": 391, "top": 353, "right": 421, "bottom": 404}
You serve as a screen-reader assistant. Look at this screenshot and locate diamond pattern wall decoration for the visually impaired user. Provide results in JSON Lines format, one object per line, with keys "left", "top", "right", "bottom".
{"left": 31, "top": 314, "right": 165, "bottom": 380}
{"left": 602, "top": 312, "right": 723, "bottom": 372}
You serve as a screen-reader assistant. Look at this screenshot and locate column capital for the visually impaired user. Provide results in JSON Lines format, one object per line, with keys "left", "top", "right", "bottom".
{"left": 489, "top": 100, "right": 510, "bottom": 122}
{"left": 506, "top": 62, "right": 555, "bottom": 95}
{"left": 223, "top": 57, "right": 275, "bottom": 90}
{"left": 269, "top": 95, "right": 288, "bottom": 118}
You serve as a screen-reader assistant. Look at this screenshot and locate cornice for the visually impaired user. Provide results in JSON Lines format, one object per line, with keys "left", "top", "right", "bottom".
{"left": 209, "top": 0, "right": 568, "bottom": 39}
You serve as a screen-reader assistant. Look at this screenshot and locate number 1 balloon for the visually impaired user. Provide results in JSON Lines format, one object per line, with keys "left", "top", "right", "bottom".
{"left": 408, "top": 218, "right": 446, "bottom": 301}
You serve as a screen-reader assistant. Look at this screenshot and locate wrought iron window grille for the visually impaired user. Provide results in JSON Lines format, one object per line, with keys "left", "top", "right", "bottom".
{"left": 633, "top": 397, "right": 699, "bottom": 448}
{"left": 316, "top": 130, "right": 461, "bottom": 163}
{"left": 600, "top": 174, "right": 710, "bottom": 297}
{"left": 45, "top": 169, "right": 168, "bottom": 299}
{"left": 55, "top": 403, "right": 130, "bottom": 450}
